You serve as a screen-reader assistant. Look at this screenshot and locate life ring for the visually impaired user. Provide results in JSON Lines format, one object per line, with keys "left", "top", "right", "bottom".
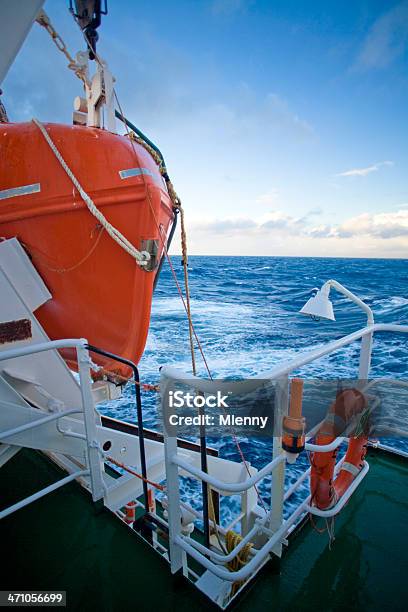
{"left": 310, "top": 388, "right": 368, "bottom": 510}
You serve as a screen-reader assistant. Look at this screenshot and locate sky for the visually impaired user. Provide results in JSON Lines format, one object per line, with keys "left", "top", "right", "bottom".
{"left": 3, "top": 0, "right": 408, "bottom": 257}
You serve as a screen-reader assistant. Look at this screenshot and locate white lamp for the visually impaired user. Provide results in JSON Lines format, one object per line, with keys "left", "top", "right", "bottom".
{"left": 300, "top": 287, "right": 335, "bottom": 321}
{"left": 299, "top": 279, "right": 374, "bottom": 325}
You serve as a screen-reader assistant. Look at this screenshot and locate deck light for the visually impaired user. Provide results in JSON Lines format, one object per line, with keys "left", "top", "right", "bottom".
{"left": 300, "top": 280, "right": 374, "bottom": 325}
{"left": 300, "top": 286, "right": 335, "bottom": 321}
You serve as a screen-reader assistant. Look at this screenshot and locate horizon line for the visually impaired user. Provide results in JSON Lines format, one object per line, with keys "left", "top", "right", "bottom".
{"left": 168, "top": 253, "right": 408, "bottom": 260}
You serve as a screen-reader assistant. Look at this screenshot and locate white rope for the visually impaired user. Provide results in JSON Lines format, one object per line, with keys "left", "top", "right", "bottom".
{"left": 32, "top": 118, "right": 150, "bottom": 267}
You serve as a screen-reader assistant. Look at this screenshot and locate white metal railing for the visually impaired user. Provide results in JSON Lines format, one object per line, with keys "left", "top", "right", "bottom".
{"left": 0, "top": 338, "right": 105, "bottom": 519}
{"left": 161, "top": 322, "right": 408, "bottom": 584}
{"left": 173, "top": 454, "right": 285, "bottom": 493}
{"left": 0, "top": 469, "right": 90, "bottom": 520}
{"left": 0, "top": 408, "right": 82, "bottom": 440}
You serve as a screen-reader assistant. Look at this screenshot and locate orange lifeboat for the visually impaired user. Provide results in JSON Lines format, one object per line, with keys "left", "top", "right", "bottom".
{"left": 0, "top": 120, "right": 175, "bottom": 378}
{"left": 310, "top": 389, "right": 368, "bottom": 510}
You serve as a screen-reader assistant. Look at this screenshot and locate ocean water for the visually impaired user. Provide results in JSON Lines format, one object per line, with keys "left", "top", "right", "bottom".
{"left": 101, "top": 256, "right": 408, "bottom": 524}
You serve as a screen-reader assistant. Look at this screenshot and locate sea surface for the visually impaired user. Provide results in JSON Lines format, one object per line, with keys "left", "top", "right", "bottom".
{"left": 100, "top": 256, "right": 408, "bottom": 524}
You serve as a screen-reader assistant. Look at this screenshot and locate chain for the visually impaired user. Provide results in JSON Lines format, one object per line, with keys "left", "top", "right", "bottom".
{"left": 36, "top": 10, "right": 90, "bottom": 87}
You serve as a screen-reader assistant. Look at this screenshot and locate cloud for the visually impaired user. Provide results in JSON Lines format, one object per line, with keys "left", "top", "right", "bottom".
{"left": 353, "top": 1, "right": 408, "bottom": 71}
{"left": 180, "top": 208, "right": 408, "bottom": 257}
{"left": 190, "top": 208, "right": 408, "bottom": 241}
{"left": 336, "top": 161, "right": 394, "bottom": 177}
{"left": 308, "top": 224, "right": 336, "bottom": 238}
{"left": 259, "top": 211, "right": 305, "bottom": 232}
{"left": 335, "top": 209, "right": 408, "bottom": 239}
{"left": 190, "top": 210, "right": 307, "bottom": 237}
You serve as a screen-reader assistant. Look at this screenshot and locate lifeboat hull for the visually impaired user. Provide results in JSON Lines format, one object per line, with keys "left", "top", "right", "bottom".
{"left": 0, "top": 121, "right": 175, "bottom": 378}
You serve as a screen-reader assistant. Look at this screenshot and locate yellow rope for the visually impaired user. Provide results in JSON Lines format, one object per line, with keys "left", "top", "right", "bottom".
{"left": 225, "top": 530, "right": 253, "bottom": 595}
{"left": 128, "top": 130, "right": 197, "bottom": 374}
{"left": 207, "top": 486, "right": 227, "bottom": 554}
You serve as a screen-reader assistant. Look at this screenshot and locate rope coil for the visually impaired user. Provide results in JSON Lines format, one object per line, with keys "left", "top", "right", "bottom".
{"left": 226, "top": 530, "right": 253, "bottom": 595}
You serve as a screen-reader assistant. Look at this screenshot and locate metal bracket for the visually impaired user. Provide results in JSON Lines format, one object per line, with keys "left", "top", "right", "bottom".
{"left": 141, "top": 239, "right": 159, "bottom": 272}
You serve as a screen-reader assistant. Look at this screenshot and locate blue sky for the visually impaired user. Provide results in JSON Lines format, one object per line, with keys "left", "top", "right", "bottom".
{"left": 3, "top": 0, "right": 408, "bottom": 256}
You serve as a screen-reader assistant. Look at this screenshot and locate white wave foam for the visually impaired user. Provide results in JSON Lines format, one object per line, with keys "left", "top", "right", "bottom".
{"left": 373, "top": 296, "right": 408, "bottom": 314}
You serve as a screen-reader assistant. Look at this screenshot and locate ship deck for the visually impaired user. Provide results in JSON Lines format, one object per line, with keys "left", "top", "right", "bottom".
{"left": 0, "top": 447, "right": 407, "bottom": 611}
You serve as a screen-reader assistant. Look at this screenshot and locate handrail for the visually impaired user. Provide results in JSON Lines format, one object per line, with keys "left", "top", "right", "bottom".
{"left": 322, "top": 279, "right": 374, "bottom": 325}
{"left": 161, "top": 323, "right": 408, "bottom": 388}
{"left": 0, "top": 337, "right": 105, "bottom": 509}
{"left": 0, "top": 338, "right": 87, "bottom": 362}
{"left": 174, "top": 456, "right": 365, "bottom": 579}
{"left": 305, "top": 436, "right": 345, "bottom": 453}
{"left": 173, "top": 453, "right": 285, "bottom": 493}
{"left": 0, "top": 469, "right": 89, "bottom": 520}
{"left": 306, "top": 461, "right": 369, "bottom": 518}
{"left": 255, "top": 323, "right": 408, "bottom": 379}
{"left": 181, "top": 454, "right": 348, "bottom": 566}
{"left": 175, "top": 495, "right": 311, "bottom": 582}
{"left": 85, "top": 343, "right": 150, "bottom": 514}
{"left": 0, "top": 408, "right": 82, "bottom": 440}
{"left": 163, "top": 322, "right": 408, "bottom": 584}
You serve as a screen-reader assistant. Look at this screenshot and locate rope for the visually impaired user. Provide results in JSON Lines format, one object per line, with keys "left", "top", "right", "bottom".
{"left": 94, "top": 366, "right": 160, "bottom": 392}
{"left": 32, "top": 118, "right": 151, "bottom": 267}
{"left": 179, "top": 204, "right": 197, "bottom": 375}
{"left": 128, "top": 131, "right": 165, "bottom": 172}
{"left": 226, "top": 530, "right": 253, "bottom": 595}
{"left": 208, "top": 486, "right": 227, "bottom": 554}
{"left": 22, "top": 224, "right": 104, "bottom": 274}
{"left": 107, "top": 456, "right": 165, "bottom": 491}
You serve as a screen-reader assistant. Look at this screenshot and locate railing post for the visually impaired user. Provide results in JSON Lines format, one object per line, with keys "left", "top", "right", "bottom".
{"left": 161, "top": 374, "right": 183, "bottom": 574}
{"left": 359, "top": 330, "right": 373, "bottom": 380}
{"left": 269, "top": 375, "right": 288, "bottom": 556}
{"left": 76, "top": 342, "right": 105, "bottom": 501}
{"left": 84, "top": 344, "right": 149, "bottom": 512}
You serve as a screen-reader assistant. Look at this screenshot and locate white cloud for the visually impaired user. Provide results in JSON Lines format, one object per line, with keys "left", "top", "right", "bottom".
{"left": 190, "top": 208, "right": 408, "bottom": 241}
{"left": 353, "top": 1, "right": 408, "bottom": 71}
{"left": 190, "top": 210, "right": 307, "bottom": 237}
{"left": 336, "top": 161, "right": 394, "bottom": 177}
{"left": 178, "top": 208, "right": 408, "bottom": 257}
{"left": 335, "top": 209, "right": 408, "bottom": 239}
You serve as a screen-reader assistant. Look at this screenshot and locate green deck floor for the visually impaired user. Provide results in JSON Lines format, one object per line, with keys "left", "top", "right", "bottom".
{"left": 0, "top": 448, "right": 407, "bottom": 611}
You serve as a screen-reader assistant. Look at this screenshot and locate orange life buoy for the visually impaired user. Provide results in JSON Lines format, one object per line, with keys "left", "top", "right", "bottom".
{"left": 310, "top": 388, "right": 368, "bottom": 510}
